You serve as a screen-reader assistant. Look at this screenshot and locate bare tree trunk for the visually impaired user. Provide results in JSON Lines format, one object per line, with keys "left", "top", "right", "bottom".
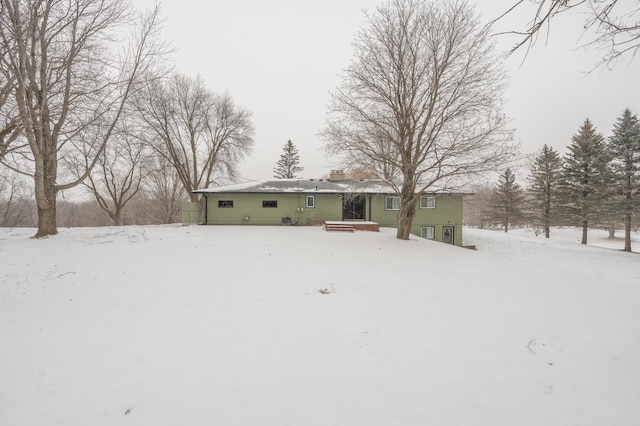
{"left": 34, "top": 156, "right": 58, "bottom": 237}
{"left": 581, "top": 220, "right": 588, "bottom": 245}
{"left": 624, "top": 214, "right": 632, "bottom": 252}
{"left": 608, "top": 224, "right": 616, "bottom": 239}
{"left": 396, "top": 183, "right": 417, "bottom": 240}
{"left": 113, "top": 208, "right": 123, "bottom": 226}
{"left": 544, "top": 203, "right": 550, "bottom": 238}
{"left": 504, "top": 210, "right": 509, "bottom": 232}
{"left": 396, "top": 202, "right": 416, "bottom": 240}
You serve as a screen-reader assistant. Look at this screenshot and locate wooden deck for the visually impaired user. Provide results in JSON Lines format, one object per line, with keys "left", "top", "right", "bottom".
{"left": 323, "top": 221, "right": 380, "bottom": 232}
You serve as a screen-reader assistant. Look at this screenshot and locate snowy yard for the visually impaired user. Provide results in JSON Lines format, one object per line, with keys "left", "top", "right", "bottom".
{"left": 1, "top": 225, "right": 639, "bottom": 425}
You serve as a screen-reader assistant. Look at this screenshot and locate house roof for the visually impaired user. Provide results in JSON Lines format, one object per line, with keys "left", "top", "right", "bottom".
{"left": 193, "top": 179, "right": 464, "bottom": 195}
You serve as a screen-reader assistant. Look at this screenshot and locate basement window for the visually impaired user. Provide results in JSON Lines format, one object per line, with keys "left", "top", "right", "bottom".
{"left": 421, "top": 226, "right": 435, "bottom": 240}
{"left": 420, "top": 196, "right": 436, "bottom": 209}
{"left": 385, "top": 196, "right": 400, "bottom": 211}
{"left": 218, "top": 200, "right": 234, "bottom": 208}
{"left": 306, "top": 195, "right": 315, "bottom": 208}
{"left": 262, "top": 200, "right": 278, "bottom": 208}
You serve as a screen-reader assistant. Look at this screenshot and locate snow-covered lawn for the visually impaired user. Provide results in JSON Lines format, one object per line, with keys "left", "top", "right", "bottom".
{"left": 1, "top": 225, "right": 639, "bottom": 426}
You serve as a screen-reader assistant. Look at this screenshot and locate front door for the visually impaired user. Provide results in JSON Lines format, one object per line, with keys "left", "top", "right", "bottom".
{"left": 342, "top": 194, "right": 366, "bottom": 220}
{"left": 442, "top": 226, "right": 454, "bottom": 244}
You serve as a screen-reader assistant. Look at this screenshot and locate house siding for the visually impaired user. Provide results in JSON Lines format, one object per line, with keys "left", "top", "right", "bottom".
{"left": 203, "top": 193, "right": 343, "bottom": 226}
{"left": 202, "top": 192, "right": 463, "bottom": 246}
{"left": 369, "top": 194, "right": 463, "bottom": 245}
{"left": 413, "top": 195, "right": 463, "bottom": 246}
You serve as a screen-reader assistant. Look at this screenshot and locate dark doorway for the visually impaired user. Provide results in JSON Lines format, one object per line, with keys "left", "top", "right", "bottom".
{"left": 343, "top": 194, "right": 366, "bottom": 220}
{"left": 443, "top": 226, "right": 454, "bottom": 244}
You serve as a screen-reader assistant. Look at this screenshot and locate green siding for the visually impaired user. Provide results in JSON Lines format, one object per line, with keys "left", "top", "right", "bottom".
{"left": 204, "top": 193, "right": 343, "bottom": 226}
{"left": 181, "top": 201, "right": 203, "bottom": 225}
{"left": 412, "top": 195, "right": 463, "bottom": 246}
{"left": 203, "top": 192, "right": 464, "bottom": 246}
{"left": 369, "top": 194, "right": 463, "bottom": 245}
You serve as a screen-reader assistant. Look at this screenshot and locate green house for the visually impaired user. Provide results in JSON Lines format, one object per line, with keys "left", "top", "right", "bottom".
{"left": 192, "top": 177, "right": 466, "bottom": 246}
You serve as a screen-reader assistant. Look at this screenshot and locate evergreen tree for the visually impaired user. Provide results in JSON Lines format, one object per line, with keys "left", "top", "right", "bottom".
{"left": 607, "top": 109, "right": 640, "bottom": 252}
{"left": 491, "top": 168, "right": 525, "bottom": 233}
{"left": 273, "top": 140, "right": 303, "bottom": 179}
{"left": 559, "top": 119, "right": 610, "bottom": 245}
{"left": 528, "top": 145, "right": 563, "bottom": 238}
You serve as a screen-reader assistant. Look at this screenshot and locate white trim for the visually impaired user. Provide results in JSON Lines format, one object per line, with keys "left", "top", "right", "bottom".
{"left": 420, "top": 226, "right": 435, "bottom": 239}
{"left": 306, "top": 195, "right": 315, "bottom": 208}
{"left": 420, "top": 196, "right": 436, "bottom": 209}
{"left": 385, "top": 196, "right": 400, "bottom": 210}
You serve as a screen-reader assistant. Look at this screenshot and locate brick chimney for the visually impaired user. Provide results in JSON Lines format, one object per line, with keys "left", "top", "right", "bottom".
{"left": 329, "top": 170, "right": 346, "bottom": 181}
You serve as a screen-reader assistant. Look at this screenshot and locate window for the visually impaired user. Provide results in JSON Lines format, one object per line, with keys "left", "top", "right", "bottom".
{"left": 306, "top": 195, "right": 315, "bottom": 208}
{"left": 262, "top": 200, "right": 278, "bottom": 208}
{"left": 385, "top": 196, "right": 400, "bottom": 210}
{"left": 218, "top": 200, "right": 234, "bottom": 208}
{"left": 421, "top": 226, "right": 435, "bottom": 240}
{"left": 420, "top": 196, "right": 436, "bottom": 209}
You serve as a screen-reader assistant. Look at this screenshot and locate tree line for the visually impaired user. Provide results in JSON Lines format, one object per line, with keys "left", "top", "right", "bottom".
{"left": 2, "top": 0, "right": 638, "bottom": 241}
{"left": 0, "top": 0, "right": 254, "bottom": 236}
{"left": 468, "top": 110, "right": 640, "bottom": 252}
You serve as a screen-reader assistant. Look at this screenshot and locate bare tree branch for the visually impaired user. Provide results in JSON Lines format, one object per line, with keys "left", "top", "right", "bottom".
{"left": 492, "top": 0, "right": 640, "bottom": 68}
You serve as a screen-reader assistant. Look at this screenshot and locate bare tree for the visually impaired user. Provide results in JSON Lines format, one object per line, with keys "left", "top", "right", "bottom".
{"left": 142, "top": 154, "right": 185, "bottom": 224}
{"left": 342, "top": 128, "right": 402, "bottom": 181}
{"left": 0, "top": 0, "right": 166, "bottom": 237}
{"left": 0, "top": 56, "right": 22, "bottom": 162}
{"left": 494, "top": 0, "right": 640, "bottom": 67}
{"left": 136, "top": 74, "right": 254, "bottom": 201}
{"left": 0, "top": 170, "right": 34, "bottom": 227}
{"left": 323, "top": 0, "right": 515, "bottom": 240}
{"left": 80, "top": 123, "right": 146, "bottom": 226}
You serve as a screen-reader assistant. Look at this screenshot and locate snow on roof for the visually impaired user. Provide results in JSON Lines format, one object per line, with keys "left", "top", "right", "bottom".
{"left": 193, "top": 179, "right": 456, "bottom": 194}
{"left": 193, "top": 179, "right": 391, "bottom": 194}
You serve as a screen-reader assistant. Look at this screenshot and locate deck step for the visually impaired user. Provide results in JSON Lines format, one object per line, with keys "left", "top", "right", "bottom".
{"left": 324, "top": 223, "right": 355, "bottom": 232}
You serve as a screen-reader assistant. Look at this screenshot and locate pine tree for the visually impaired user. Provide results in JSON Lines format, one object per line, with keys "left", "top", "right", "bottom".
{"left": 273, "top": 140, "right": 303, "bottom": 179}
{"left": 491, "top": 168, "right": 525, "bottom": 233}
{"left": 607, "top": 109, "right": 640, "bottom": 252}
{"left": 528, "top": 145, "right": 563, "bottom": 238}
{"left": 559, "top": 119, "right": 610, "bottom": 245}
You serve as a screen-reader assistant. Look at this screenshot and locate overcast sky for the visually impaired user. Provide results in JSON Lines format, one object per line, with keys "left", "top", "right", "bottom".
{"left": 140, "top": 0, "right": 640, "bottom": 183}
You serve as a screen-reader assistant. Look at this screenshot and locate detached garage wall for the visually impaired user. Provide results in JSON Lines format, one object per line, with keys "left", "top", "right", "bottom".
{"left": 181, "top": 201, "right": 203, "bottom": 225}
